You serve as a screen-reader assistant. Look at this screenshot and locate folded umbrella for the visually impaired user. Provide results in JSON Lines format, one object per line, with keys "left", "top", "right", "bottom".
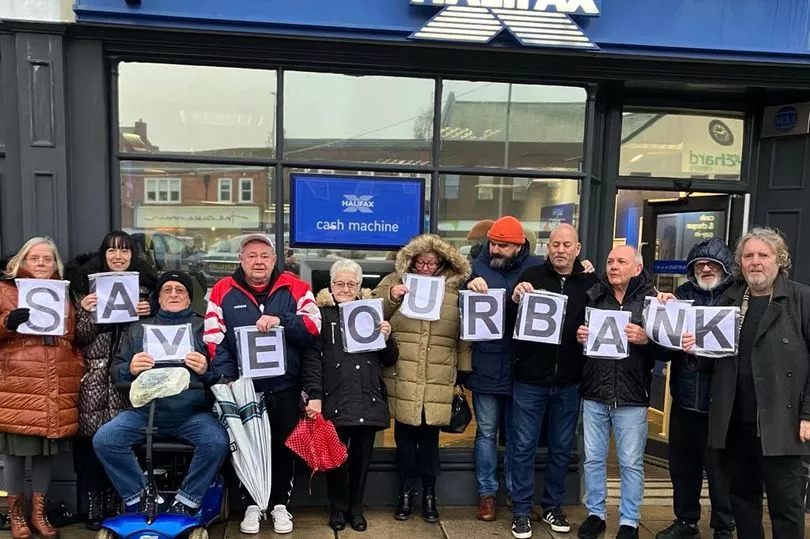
{"left": 286, "top": 414, "right": 348, "bottom": 490}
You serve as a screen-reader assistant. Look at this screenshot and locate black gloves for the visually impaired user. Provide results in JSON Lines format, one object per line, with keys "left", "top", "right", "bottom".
{"left": 456, "top": 370, "right": 471, "bottom": 389}
{"left": 4, "top": 308, "right": 30, "bottom": 331}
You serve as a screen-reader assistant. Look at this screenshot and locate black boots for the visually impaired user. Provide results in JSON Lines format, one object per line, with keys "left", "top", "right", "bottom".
{"left": 85, "top": 490, "right": 104, "bottom": 531}
{"left": 421, "top": 486, "right": 439, "bottom": 523}
{"left": 394, "top": 485, "right": 413, "bottom": 521}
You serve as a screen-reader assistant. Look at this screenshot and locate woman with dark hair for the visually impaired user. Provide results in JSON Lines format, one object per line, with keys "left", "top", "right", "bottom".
{"left": 65, "top": 230, "right": 158, "bottom": 530}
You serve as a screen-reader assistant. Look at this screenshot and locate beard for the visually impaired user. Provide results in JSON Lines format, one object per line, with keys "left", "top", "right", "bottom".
{"left": 696, "top": 276, "right": 719, "bottom": 291}
{"left": 490, "top": 252, "right": 517, "bottom": 269}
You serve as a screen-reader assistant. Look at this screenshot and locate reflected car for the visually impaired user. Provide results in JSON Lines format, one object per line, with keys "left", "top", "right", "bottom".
{"left": 198, "top": 236, "right": 243, "bottom": 285}
{"left": 126, "top": 230, "right": 203, "bottom": 273}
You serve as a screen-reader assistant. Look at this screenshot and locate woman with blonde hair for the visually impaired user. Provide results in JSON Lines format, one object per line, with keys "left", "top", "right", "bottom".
{"left": 0, "top": 237, "right": 85, "bottom": 539}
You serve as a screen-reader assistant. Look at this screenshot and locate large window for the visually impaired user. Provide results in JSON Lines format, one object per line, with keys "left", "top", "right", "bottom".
{"left": 619, "top": 111, "right": 744, "bottom": 180}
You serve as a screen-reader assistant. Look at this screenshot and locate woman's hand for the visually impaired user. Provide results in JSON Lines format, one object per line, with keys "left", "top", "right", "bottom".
{"left": 80, "top": 293, "right": 98, "bottom": 312}
{"left": 130, "top": 352, "right": 155, "bottom": 376}
{"left": 305, "top": 399, "right": 322, "bottom": 419}
{"left": 4, "top": 308, "right": 30, "bottom": 331}
{"left": 681, "top": 332, "right": 696, "bottom": 353}
{"left": 576, "top": 325, "right": 589, "bottom": 345}
{"left": 379, "top": 320, "right": 392, "bottom": 341}
{"left": 390, "top": 284, "right": 409, "bottom": 301}
{"left": 800, "top": 420, "right": 810, "bottom": 443}
{"left": 184, "top": 351, "right": 208, "bottom": 375}
{"left": 625, "top": 323, "right": 649, "bottom": 345}
{"left": 136, "top": 300, "right": 151, "bottom": 317}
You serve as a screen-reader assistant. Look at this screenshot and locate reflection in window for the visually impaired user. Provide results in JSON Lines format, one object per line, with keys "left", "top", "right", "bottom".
{"left": 439, "top": 174, "right": 580, "bottom": 258}
{"left": 118, "top": 63, "right": 277, "bottom": 158}
{"left": 240, "top": 178, "right": 253, "bottom": 203}
{"left": 283, "top": 72, "right": 434, "bottom": 164}
{"left": 218, "top": 178, "right": 232, "bottom": 203}
{"left": 144, "top": 178, "right": 181, "bottom": 204}
{"left": 440, "top": 81, "right": 586, "bottom": 170}
{"left": 619, "top": 111, "right": 744, "bottom": 180}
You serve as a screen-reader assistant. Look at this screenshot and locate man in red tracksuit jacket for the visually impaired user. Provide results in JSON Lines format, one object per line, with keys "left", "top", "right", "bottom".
{"left": 204, "top": 233, "right": 321, "bottom": 535}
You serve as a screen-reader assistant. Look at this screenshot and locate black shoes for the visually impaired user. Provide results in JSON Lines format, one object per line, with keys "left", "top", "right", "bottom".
{"left": 421, "top": 486, "right": 439, "bottom": 523}
{"left": 578, "top": 514, "right": 607, "bottom": 539}
{"left": 512, "top": 515, "right": 532, "bottom": 539}
{"left": 329, "top": 510, "right": 346, "bottom": 531}
{"left": 85, "top": 489, "right": 104, "bottom": 531}
{"left": 656, "top": 520, "right": 700, "bottom": 539}
{"left": 167, "top": 499, "right": 196, "bottom": 516}
{"left": 350, "top": 513, "right": 368, "bottom": 531}
{"left": 394, "top": 485, "right": 414, "bottom": 520}
{"left": 616, "top": 525, "right": 639, "bottom": 539}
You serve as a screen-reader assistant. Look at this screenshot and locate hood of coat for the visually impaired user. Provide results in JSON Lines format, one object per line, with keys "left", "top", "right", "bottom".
{"left": 316, "top": 287, "right": 373, "bottom": 307}
{"left": 685, "top": 237, "right": 733, "bottom": 284}
{"left": 393, "top": 234, "right": 471, "bottom": 289}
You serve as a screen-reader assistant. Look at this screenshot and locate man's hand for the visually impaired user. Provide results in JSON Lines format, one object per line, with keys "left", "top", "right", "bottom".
{"left": 184, "top": 351, "right": 208, "bottom": 376}
{"left": 130, "top": 352, "right": 155, "bottom": 376}
{"left": 625, "top": 323, "right": 649, "bottom": 345}
{"left": 576, "top": 325, "right": 589, "bottom": 345}
{"left": 379, "top": 321, "right": 392, "bottom": 341}
{"left": 256, "top": 315, "right": 281, "bottom": 333}
{"left": 800, "top": 420, "right": 810, "bottom": 443}
{"left": 657, "top": 292, "right": 677, "bottom": 303}
{"left": 582, "top": 259, "right": 595, "bottom": 273}
{"left": 306, "top": 399, "right": 322, "bottom": 419}
{"left": 681, "top": 332, "right": 696, "bottom": 353}
{"left": 80, "top": 293, "right": 98, "bottom": 312}
{"left": 136, "top": 300, "right": 151, "bottom": 317}
{"left": 512, "top": 282, "right": 534, "bottom": 303}
{"left": 390, "top": 284, "right": 409, "bottom": 301}
{"left": 467, "top": 277, "right": 489, "bottom": 293}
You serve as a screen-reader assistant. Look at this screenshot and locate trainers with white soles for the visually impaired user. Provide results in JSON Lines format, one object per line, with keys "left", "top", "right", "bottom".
{"left": 271, "top": 504, "right": 294, "bottom": 534}
{"left": 240, "top": 505, "right": 262, "bottom": 534}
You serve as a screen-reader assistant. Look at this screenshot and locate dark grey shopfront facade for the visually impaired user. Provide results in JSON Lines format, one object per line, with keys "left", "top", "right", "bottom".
{"left": 3, "top": 0, "right": 810, "bottom": 512}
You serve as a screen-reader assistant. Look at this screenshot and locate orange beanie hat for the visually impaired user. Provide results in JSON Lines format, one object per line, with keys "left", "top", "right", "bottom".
{"left": 467, "top": 219, "right": 495, "bottom": 241}
{"left": 487, "top": 216, "right": 526, "bottom": 245}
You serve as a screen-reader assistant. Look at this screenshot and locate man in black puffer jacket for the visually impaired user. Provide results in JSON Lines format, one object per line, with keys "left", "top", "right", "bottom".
{"left": 575, "top": 245, "right": 663, "bottom": 539}
{"left": 656, "top": 237, "right": 735, "bottom": 539}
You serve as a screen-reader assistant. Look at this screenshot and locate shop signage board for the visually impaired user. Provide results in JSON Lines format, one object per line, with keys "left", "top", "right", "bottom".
{"left": 762, "top": 103, "right": 810, "bottom": 138}
{"left": 135, "top": 205, "right": 260, "bottom": 229}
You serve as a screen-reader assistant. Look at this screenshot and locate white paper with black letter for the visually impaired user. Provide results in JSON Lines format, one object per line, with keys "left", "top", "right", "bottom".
{"left": 340, "top": 298, "right": 386, "bottom": 353}
{"left": 142, "top": 323, "right": 194, "bottom": 364}
{"left": 685, "top": 306, "right": 739, "bottom": 354}
{"left": 459, "top": 289, "right": 505, "bottom": 341}
{"left": 513, "top": 291, "right": 567, "bottom": 344}
{"left": 643, "top": 296, "right": 692, "bottom": 350}
{"left": 400, "top": 274, "right": 445, "bottom": 321}
{"left": 15, "top": 278, "right": 69, "bottom": 336}
{"left": 90, "top": 271, "right": 139, "bottom": 324}
{"left": 235, "top": 325, "right": 287, "bottom": 379}
{"left": 585, "top": 308, "right": 631, "bottom": 360}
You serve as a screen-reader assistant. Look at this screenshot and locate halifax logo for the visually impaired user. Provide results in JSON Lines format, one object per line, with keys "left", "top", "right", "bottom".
{"left": 342, "top": 195, "right": 375, "bottom": 213}
{"left": 409, "top": 0, "right": 600, "bottom": 49}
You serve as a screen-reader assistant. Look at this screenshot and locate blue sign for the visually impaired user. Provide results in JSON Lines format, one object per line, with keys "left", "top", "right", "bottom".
{"left": 290, "top": 174, "right": 425, "bottom": 249}
{"left": 775, "top": 106, "right": 799, "bottom": 133}
{"left": 653, "top": 260, "right": 687, "bottom": 275}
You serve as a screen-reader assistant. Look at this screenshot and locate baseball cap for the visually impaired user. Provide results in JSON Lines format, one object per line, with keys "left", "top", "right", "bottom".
{"left": 240, "top": 233, "right": 275, "bottom": 250}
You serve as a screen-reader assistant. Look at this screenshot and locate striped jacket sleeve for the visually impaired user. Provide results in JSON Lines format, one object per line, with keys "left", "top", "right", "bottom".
{"left": 204, "top": 280, "right": 238, "bottom": 380}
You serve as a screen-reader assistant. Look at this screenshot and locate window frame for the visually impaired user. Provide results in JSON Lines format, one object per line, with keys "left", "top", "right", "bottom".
{"left": 143, "top": 177, "right": 181, "bottom": 204}
{"left": 239, "top": 177, "right": 253, "bottom": 203}
{"left": 217, "top": 177, "right": 233, "bottom": 203}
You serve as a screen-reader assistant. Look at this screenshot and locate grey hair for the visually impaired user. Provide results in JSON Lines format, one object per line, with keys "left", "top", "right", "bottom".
{"left": 329, "top": 259, "right": 363, "bottom": 282}
{"left": 3, "top": 236, "right": 64, "bottom": 279}
{"left": 734, "top": 226, "right": 791, "bottom": 277}
{"left": 635, "top": 250, "right": 644, "bottom": 265}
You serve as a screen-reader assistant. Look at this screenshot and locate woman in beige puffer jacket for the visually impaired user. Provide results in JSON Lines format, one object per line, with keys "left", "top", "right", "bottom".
{"left": 372, "top": 234, "right": 471, "bottom": 523}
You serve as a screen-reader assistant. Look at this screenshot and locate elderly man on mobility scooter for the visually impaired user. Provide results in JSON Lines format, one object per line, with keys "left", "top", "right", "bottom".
{"left": 93, "top": 271, "right": 234, "bottom": 531}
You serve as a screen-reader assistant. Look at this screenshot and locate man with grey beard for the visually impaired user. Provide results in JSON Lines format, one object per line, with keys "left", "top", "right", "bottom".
{"left": 657, "top": 237, "right": 735, "bottom": 539}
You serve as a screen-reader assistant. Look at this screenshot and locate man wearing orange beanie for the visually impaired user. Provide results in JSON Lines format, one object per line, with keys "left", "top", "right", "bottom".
{"left": 486, "top": 216, "right": 526, "bottom": 247}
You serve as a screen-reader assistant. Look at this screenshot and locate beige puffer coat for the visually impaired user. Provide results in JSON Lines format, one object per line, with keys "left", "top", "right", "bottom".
{"left": 372, "top": 234, "right": 472, "bottom": 427}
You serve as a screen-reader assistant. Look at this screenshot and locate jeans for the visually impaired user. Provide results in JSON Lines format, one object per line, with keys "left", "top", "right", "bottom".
{"left": 93, "top": 410, "right": 229, "bottom": 508}
{"left": 472, "top": 392, "right": 514, "bottom": 497}
{"left": 510, "top": 382, "right": 579, "bottom": 516}
{"left": 582, "top": 399, "right": 647, "bottom": 528}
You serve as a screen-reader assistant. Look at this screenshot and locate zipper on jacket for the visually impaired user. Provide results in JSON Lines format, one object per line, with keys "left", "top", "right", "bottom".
{"left": 331, "top": 322, "right": 336, "bottom": 345}
{"left": 553, "top": 275, "right": 567, "bottom": 383}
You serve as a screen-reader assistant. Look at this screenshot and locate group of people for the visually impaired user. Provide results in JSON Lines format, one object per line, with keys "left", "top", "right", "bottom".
{"left": 0, "top": 216, "right": 807, "bottom": 539}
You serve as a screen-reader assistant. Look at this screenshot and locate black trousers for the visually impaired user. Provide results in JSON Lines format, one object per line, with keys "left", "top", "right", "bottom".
{"left": 668, "top": 405, "right": 734, "bottom": 531}
{"left": 719, "top": 422, "right": 805, "bottom": 539}
{"left": 326, "top": 426, "right": 376, "bottom": 516}
{"left": 74, "top": 436, "right": 112, "bottom": 492}
{"left": 394, "top": 417, "right": 440, "bottom": 487}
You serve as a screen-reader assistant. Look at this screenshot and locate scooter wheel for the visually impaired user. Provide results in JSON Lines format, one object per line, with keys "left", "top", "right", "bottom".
{"left": 188, "top": 527, "right": 208, "bottom": 539}
{"left": 96, "top": 529, "right": 119, "bottom": 539}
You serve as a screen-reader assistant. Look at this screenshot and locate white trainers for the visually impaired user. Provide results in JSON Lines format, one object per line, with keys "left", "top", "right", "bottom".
{"left": 271, "top": 504, "right": 294, "bottom": 534}
{"left": 239, "top": 505, "right": 262, "bottom": 534}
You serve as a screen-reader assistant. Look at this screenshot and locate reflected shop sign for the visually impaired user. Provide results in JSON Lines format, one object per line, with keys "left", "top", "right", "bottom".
{"left": 135, "top": 205, "right": 260, "bottom": 229}
{"left": 653, "top": 210, "right": 724, "bottom": 275}
{"left": 291, "top": 174, "right": 425, "bottom": 249}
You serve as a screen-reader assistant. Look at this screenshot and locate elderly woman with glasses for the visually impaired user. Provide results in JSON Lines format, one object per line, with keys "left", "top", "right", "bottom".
{"left": 371, "top": 234, "right": 472, "bottom": 524}
{"left": 0, "top": 237, "right": 86, "bottom": 539}
{"left": 303, "top": 259, "right": 398, "bottom": 532}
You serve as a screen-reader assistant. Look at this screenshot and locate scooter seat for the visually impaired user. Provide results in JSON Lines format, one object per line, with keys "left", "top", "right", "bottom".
{"left": 139, "top": 438, "right": 194, "bottom": 453}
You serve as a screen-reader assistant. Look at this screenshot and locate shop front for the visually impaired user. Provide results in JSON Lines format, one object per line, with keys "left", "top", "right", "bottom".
{"left": 3, "top": 0, "right": 810, "bottom": 512}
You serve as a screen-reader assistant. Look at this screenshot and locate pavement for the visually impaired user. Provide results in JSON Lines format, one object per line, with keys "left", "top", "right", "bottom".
{"left": 50, "top": 504, "right": 808, "bottom": 539}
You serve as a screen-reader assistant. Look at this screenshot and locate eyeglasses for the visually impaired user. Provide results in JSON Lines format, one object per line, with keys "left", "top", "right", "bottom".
{"left": 332, "top": 281, "right": 359, "bottom": 290}
{"left": 694, "top": 261, "right": 718, "bottom": 270}
{"left": 160, "top": 286, "right": 188, "bottom": 296}
{"left": 106, "top": 248, "right": 131, "bottom": 255}
{"left": 244, "top": 254, "right": 273, "bottom": 262}
{"left": 414, "top": 260, "right": 439, "bottom": 269}
{"left": 25, "top": 255, "right": 54, "bottom": 265}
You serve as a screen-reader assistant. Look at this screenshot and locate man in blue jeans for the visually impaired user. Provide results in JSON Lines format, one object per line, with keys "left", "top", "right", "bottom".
{"left": 575, "top": 246, "right": 661, "bottom": 539}
{"left": 464, "top": 216, "right": 541, "bottom": 522}
{"left": 94, "top": 271, "right": 233, "bottom": 517}
{"left": 508, "top": 224, "right": 598, "bottom": 538}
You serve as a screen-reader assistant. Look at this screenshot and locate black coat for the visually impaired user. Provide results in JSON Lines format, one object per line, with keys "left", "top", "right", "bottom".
{"left": 580, "top": 271, "right": 660, "bottom": 407}
{"left": 707, "top": 274, "right": 810, "bottom": 456}
{"left": 512, "top": 257, "right": 598, "bottom": 386}
{"left": 671, "top": 238, "right": 734, "bottom": 412}
{"left": 302, "top": 290, "right": 398, "bottom": 429}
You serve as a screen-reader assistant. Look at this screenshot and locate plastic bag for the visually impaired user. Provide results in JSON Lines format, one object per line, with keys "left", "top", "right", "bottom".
{"left": 129, "top": 367, "right": 190, "bottom": 408}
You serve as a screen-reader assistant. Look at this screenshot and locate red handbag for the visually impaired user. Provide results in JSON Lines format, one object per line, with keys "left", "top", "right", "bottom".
{"left": 285, "top": 414, "right": 348, "bottom": 475}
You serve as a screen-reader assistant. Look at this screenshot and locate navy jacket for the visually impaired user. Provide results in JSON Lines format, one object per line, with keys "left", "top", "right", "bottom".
{"left": 205, "top": 267, "right": 321, "bottom": 395}
{"left": 112, "top": 309, "right": 226, "bottom": 425}
{"left": 672, "top": 237, "right": 734, "bottom": 412}
{"left": 464, "top": 240, "right": 542, "bottom": 395}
